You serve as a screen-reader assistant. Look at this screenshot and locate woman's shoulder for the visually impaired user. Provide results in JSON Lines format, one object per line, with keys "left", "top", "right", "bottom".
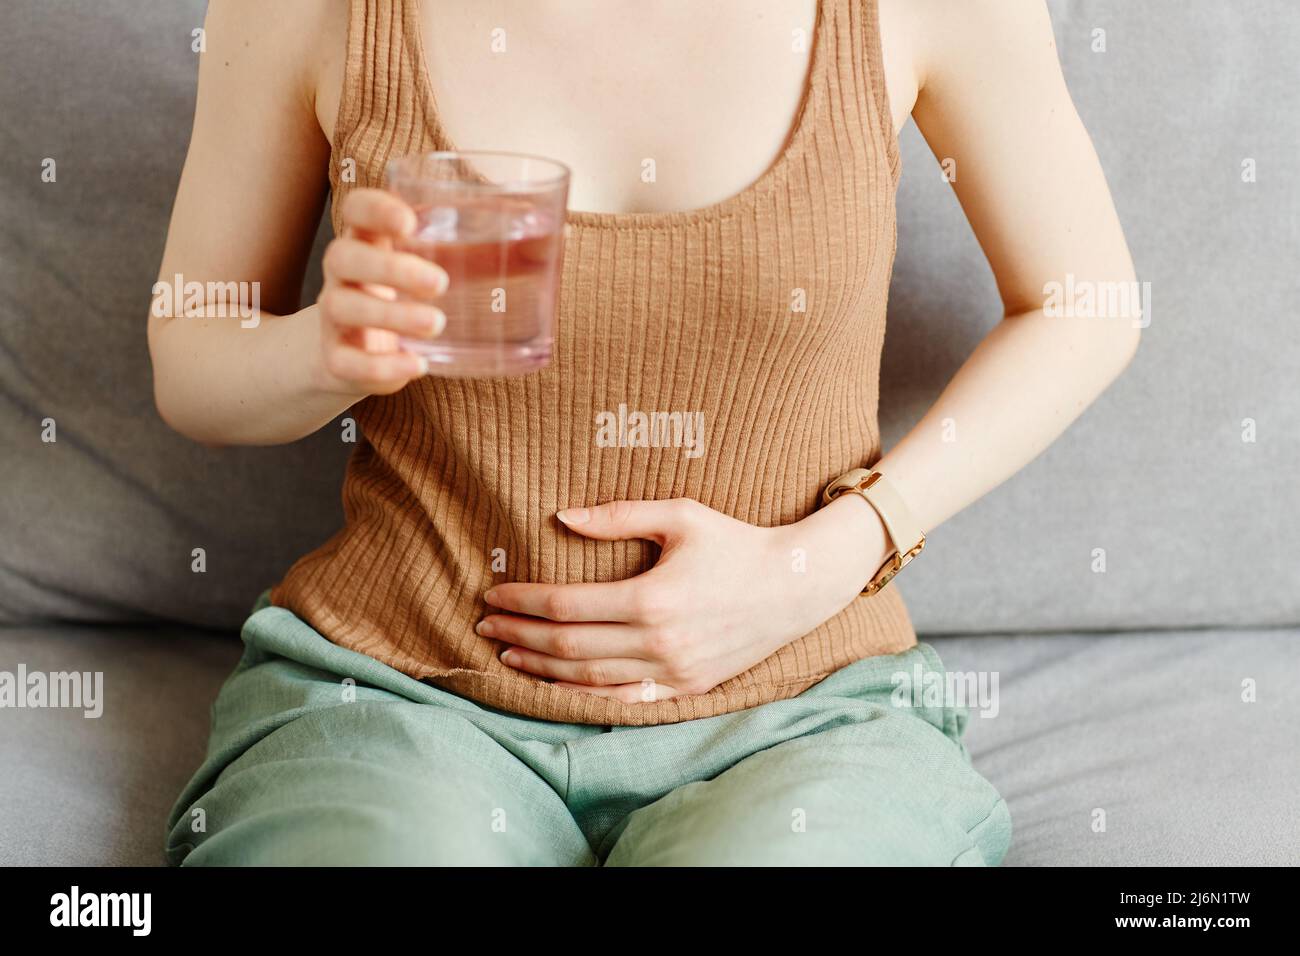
{"left": 201, "top": 0, "right": 347, "bottom": 143}
{"left": 308, "top": 1, "right": 351, "bottom": 145}
{"left": 878, "top": 0, "right": 1058, "bottom": 129}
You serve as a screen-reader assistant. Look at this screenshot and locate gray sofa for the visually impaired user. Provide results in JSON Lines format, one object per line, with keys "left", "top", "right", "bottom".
{"left": 2, "top": 1, "right": 1296, "bottom": 866}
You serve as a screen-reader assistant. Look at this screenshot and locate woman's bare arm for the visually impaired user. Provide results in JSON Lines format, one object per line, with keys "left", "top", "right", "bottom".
{"left": 868, "top": 0, "right": 1141, "bottom": 531}
{"left": 149, "top": 0, "right": 443, "bottom": 446}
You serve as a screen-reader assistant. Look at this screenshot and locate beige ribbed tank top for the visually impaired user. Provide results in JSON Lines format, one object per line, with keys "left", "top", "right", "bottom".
{"left": 271, "top": 0, "right": 915, "bottom": 726}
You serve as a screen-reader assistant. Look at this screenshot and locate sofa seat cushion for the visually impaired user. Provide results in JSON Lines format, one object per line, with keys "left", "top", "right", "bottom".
{"left": 930, "top": 628, "right": 1300, "bottom": 865}
{"left": 0, "top": 623, "right": 238, "bottom": 866}
{"left": 1, "top": 625, "right": 1295, "bottom": 865}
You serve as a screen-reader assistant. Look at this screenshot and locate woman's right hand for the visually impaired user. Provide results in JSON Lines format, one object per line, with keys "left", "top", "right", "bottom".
{"left": 315, "top": 189, "right": 449, "bottom": 397}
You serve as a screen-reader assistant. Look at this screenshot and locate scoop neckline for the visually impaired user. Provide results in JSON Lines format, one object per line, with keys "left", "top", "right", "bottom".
{"left": 403, "top": 0, "right": 829, "bottom": 230}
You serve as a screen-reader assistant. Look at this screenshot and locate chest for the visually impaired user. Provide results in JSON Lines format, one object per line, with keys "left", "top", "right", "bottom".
{"left": 328, "top": 0, "right": 824, "bottom": 216}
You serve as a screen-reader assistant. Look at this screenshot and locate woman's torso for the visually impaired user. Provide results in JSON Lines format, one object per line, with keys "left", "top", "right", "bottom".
{"left": 273, "top": 0, "right": 916, "bottom": 726}
{"left": 313, "top": 0, "right": 913, "bottom": 211}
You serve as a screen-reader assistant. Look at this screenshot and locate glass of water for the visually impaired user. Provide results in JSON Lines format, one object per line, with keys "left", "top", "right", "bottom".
{"left": 384, "top": 151, "right": 571, "bottom": 378}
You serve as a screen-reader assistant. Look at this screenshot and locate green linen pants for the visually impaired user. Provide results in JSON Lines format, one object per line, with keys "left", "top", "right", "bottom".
{"left": 165, "top": 594, "right": 1011, "bottom": 866}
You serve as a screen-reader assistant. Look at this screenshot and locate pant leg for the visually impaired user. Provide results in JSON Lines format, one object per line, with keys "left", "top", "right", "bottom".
{"left": 601, "top": 644, "right": 1011, "bottom": 866}
{"left": 166, "top": 600, "right": 594, "bottom": 867}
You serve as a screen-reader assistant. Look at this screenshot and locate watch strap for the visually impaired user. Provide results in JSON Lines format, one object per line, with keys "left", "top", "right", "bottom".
{"left": 822, "top": 468, "right": 926, "bottom": 595}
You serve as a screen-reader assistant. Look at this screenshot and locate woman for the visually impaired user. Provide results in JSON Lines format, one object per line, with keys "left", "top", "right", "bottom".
{"left": 154, "top": 0, "right": 1139, "bottom": 866}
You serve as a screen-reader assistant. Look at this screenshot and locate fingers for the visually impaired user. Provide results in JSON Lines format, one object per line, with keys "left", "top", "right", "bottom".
{"left": 484, "top": 579, "right": 651, "bottom": 623}
{"left": 555, "top": 498, "right": 703, "bottom": 544}
{"left": 477, "top": 615, "right": 638, "bottom": 656}
{"left": 319, "top": 286, "right": 445, "bottom": 339}
{"left": 477, "top": 614, "right": 645, "bottom": 659}
{"left": 497, "top": 646, "right": 650, "bottom": 686}
{"left": 316, "top": 190, "right": 451, "bottom": 396}
{"left": 331, "top": 188, "right": 448, "bottom": 297}
{"left": 323, "top": 237, "right": 448, "bottom": 297}
{"left": 320, "top": 337, "right": 427, "bottom": 388}
{"left": 340, "top": 188, "right": 418, "bottom": 240}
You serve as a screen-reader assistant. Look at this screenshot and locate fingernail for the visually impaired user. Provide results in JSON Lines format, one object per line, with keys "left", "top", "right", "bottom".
{"left": 483, "top": 588, "right": 499, "bottom": 605}
{"left": 557, "top": 507, "right": 590, "bottom": 525}
{"left": 423, "top": 268, "right": 448, "bottom": 294}
{"left": 416, "top": 355, "right": 430, "bottom": 376}
{"left": 475, "top": 619, "right": 495, "bottom": 637}
{"left": 500, "top": 649, "right": 517, "bottom": 665}
{"left": 423, "top": 307, "right": 446, "bottom": 338}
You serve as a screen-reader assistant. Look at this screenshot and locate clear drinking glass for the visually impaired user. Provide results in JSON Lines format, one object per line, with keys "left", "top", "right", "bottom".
{"left": 384, "top": 151, "right": 571, "bottom": 378}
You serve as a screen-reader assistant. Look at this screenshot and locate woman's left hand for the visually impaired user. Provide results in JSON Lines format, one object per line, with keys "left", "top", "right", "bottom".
{"left": 479, "top": 496, "right": 890, "bottom": 703}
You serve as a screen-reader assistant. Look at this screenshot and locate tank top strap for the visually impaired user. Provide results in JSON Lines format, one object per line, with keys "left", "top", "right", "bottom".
{"left": 826, "top": 0, "right": 902, "bottom": 184}
{"left": 859, "top": 0, "right": 903, "bottom": 181}
{"left": 329, "top": 0, "right": 435, "bottom": 233}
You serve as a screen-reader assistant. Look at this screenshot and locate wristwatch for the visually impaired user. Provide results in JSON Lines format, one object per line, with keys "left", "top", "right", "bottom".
{"left": 821, "top": 468, "right": 926, "bottom": 595}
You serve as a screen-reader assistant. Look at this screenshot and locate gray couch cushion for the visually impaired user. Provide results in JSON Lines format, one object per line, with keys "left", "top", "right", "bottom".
{"left": 930, "top": 628, "right": 1300, "bottom": 865}
{"left": 0, "top": 623, "right": 239, "bottom": 866}
{"left": 2, "top": 625, "right": 1294, "bottom": 865}
{"left": 886, "top": 0, "right": 1300, "bottom": 633}
{"left": 0, "top": 0, "right": 347, "bottom": 630}
{"left": 1, "top": 0, "right": 1296, "bottom": 633}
